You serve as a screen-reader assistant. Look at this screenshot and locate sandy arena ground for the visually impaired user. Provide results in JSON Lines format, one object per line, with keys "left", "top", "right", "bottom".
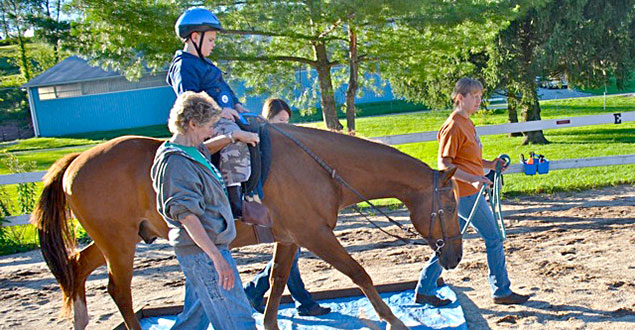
{"left": 0, "top": 185, "right": 633, "bottom": 330}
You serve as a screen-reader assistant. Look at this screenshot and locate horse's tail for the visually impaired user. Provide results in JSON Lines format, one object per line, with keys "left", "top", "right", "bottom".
{"left": 31, "top": 153, "right": 81, "bottom": 318}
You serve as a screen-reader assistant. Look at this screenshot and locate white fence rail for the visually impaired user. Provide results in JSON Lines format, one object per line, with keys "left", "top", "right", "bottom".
{"left": 2, "top": 112, "right": 635, "bottom": 227}
{"left": 3, "top": 215, "right": 30, "bottom": 227}
{"left": 372, "top": 111, "right": 635, "bottom": 145}
{"left": 0, "top": 171, "right": 46, "bottom": 185}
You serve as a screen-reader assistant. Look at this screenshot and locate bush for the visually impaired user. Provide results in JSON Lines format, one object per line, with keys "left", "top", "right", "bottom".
{"left": 0, "top": 151, "right": 39, "bottom": 255}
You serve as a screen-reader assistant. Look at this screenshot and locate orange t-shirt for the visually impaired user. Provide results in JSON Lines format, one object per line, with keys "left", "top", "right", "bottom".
{"left": 437, "top": 112, "right": 484, "bottom": 197}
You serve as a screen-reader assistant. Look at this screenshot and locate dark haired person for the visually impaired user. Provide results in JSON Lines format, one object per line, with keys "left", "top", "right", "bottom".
{"left": 243, "top": 98, "right": 331, "bottom": 316}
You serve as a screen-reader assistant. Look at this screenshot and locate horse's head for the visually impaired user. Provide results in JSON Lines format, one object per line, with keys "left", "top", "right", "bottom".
{"left": 411, "top": 167, "right": 462, "bottom": 270}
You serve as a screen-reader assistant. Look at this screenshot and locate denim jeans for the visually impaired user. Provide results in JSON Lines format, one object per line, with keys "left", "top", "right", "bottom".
{"left": 244, "top": 248, "right": 317, "bottom": 311}
{"left": 171, "top": 249, "right": 257, "bottom": 330}
{"left": 415, "top": 192, "right": 512, "bottom": 298}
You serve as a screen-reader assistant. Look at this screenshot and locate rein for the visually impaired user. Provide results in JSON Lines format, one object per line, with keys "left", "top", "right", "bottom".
{"left": 264, "top": 120, "right": 458, "bottom": 250}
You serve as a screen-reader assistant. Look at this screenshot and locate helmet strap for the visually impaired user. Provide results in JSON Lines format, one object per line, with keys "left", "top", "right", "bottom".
{"left": 192, "top": 31, "right": 207, "bottom": 62}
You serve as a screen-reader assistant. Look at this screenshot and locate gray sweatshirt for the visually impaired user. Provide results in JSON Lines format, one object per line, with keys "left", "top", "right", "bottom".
{"left": 151, "top": 141, "right": 236, "bottom": 256}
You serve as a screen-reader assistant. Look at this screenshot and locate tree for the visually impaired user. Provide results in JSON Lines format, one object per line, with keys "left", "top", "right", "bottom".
{"left": 71, "top": 0, "right": 368, "bottom": 130}
{"left": 487, "top": 3, "right": 552, "bottom": 144}
{"left": 544, "top": 0, "right": 634, "bottom": 91}
{"left": 376, "top": 1, "right": 526, "bottom": 111}
{"left": 344, "top": 25, "right": 358, "bottom": 134}
{"left": 28, "top": 0, "right": 72, "bottom": 62}
{"left": 215, "top": 0, "right": 429, "bottom": 131}
{"left": 0, "top": 0, "right": 42, "bottom": 81}
{"left": 70, "top": 0, "right": 520, "bottom": 131}
{"left": 486, "top": 0, "right": 634, "bottom": 145}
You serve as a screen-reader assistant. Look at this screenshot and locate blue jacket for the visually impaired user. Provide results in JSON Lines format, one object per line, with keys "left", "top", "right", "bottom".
{"left": 166, "top": 50, "right": 240, "bottom": 109}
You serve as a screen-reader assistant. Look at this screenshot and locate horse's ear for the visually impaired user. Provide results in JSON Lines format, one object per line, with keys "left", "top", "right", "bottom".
{"left": 440, "top": 167, "right": 457, "bottom": 186}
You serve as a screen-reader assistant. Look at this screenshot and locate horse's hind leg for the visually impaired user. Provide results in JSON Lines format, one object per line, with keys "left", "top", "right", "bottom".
{"left": 303, "top": 227, "right": 409, "bottom": 330}
{"left": 72, "top": 242, "right": 106, "bottom": 330}
{"left": 263, "top": 243, "right": 297, "bottom": 330}
{"left": 101, "top": 238, "right": 141, "bottom": 330}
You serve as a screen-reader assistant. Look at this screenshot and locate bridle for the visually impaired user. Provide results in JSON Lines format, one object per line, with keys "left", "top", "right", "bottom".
{"left": 428, "top": 171, "right": 463, "bottom": 253}
{"left": 264, "top": 120, "right": 462, "bottom": 253}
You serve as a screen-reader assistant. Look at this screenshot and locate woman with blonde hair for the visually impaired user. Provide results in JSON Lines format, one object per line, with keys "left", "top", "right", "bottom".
{"left": 151, "top": 91, "right": 259, "bottom": 329}
{"left": 414, "top": 78, "right": 530, "bottom": 307}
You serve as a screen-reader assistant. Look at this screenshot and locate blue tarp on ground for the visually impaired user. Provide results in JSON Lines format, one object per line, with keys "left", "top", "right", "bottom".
{"left": 140, "top": 286, "right": 468, "bottom": 330}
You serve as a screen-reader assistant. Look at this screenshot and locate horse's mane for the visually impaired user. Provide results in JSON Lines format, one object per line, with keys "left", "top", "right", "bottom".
{"left": 277, "top": 124, "right": 434, "bottom": 172}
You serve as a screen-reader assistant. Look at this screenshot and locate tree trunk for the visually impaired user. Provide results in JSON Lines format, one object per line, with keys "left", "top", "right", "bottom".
{"left": 345, "top": 27, "right": 358, "bottom": 135}
{"left": 506, "top": 91, "right": 522, "bottom": 137}
{"left": 53, "top": 43, "right": 59, "bottom": 63}
{"left": 7, "top": 0, "right": 31, "bottom": 80}
{"left": 314, "top": 42, "right": 342, "bottom": 131}
{"left": 521, "top": 91, "right": 549, "bottom": 145}
{"left": 54, "top": 0, "right": 61, "bottom": 62}
{"left": 16, "top": 33, "right": 31, "bottom": 81}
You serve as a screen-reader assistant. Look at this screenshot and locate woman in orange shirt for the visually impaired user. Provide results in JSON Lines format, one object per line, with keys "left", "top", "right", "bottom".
{"left": 414, "top": 77, "right": 530, "bottom": 306}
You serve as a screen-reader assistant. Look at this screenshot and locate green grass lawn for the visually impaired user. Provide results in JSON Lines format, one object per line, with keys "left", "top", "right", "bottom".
{"left": 577, "top": 74, "right": 635, "bottom": 95}
{"left": 0, "top": 137, "right": 97, "bottom": 152}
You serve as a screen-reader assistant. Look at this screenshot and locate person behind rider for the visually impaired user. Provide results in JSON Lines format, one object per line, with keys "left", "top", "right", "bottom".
{"left": 243, "top": 98, "right": 331, "bottom": 316}
{"left": 166, "top": 7, "right": 258, "bottom": 220}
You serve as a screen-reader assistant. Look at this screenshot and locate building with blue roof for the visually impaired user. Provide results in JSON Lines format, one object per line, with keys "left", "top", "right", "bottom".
{"left": 22, "top": 56, "right": 176, "bottom": 137}
{"left": 23, "top": 56, "right": 398, "bottom": 137}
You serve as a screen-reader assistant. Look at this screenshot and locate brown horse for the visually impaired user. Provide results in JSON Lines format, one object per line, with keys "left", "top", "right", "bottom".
{"left": 31, "top": 124, "right": 462, "bottom": 330}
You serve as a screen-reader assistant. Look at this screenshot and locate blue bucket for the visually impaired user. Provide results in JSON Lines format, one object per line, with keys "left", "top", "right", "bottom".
{"left": 537, "top": 160, "right": 549, "bottom": 174}
{"left": 523, "top": 163, "right": 537, "bottom": 175}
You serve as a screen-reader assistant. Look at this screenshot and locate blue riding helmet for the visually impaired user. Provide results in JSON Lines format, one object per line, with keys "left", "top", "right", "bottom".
{"left": 175, "top": 7, "right": 222, "bottom": 39}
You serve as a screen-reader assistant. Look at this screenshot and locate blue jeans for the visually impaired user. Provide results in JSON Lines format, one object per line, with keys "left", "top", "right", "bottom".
{"left": 171, "top": 249, "right": 257, "bottom": 330}
{"left": 244, "top": 248, "right": 317, "bottom": 311}
{"left": 415, "top": 192, "right": 512, "bottom": 298}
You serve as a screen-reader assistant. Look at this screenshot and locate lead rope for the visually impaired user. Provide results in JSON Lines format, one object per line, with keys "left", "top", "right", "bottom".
{"left": 490, "top": 165, "right": 507, "bottom": 240}
{"left": 460, "top": 154, "right": 509, "bottom": 240}
{"left": 264, "top": 121, "right": 426, "bottom": 246}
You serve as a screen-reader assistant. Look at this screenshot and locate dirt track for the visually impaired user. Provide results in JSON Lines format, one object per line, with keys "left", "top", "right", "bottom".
{"left": 0, "top": 185, "right": 633, "bottom": 330}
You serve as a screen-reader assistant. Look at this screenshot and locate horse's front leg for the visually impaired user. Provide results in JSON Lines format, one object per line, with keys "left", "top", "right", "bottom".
{"left": 303, "top": 226, "right": 409, "bottom": 330}
{"left": 263, "top": 242, "right": 298, "bottom": 330}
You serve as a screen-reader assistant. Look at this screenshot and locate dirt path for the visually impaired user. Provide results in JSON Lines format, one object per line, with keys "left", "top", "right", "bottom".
{"left": 1, "top": 185, "right": 633, "bottom": 330}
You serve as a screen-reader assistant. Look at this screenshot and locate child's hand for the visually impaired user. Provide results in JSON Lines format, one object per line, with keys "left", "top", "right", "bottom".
{"left": 220, "top": 108, "right": 240, "bottom": 121}
{"left": 233, "top": 130, "right": 259, "bottom": 146}
{"left": 235, "top": 104, "right": 249, "bottom": 113}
